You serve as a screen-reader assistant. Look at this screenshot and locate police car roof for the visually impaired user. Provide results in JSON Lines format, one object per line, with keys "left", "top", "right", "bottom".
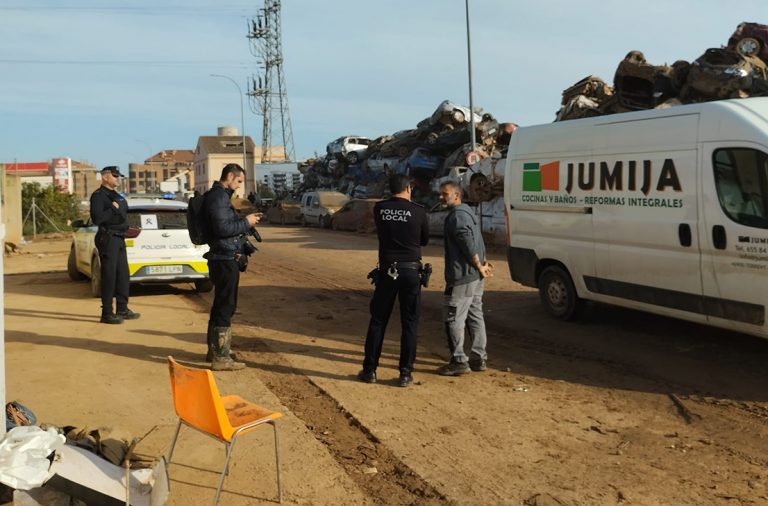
{"left": 125, "top": 197, "right": 187, "bottom": 210}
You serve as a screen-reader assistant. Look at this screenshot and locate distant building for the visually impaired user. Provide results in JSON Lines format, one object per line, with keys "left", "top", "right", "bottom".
{"left": 0, "top": 158, "right": 97, "bottom": 198}
{"left": 258, "top": 163, "right": 302, "bottom": 194}
{"left": 193, "top": 126, "right": 286, "bottom": 197}
{"left": 127, "top": 149, "right": 194, "bottom": 194}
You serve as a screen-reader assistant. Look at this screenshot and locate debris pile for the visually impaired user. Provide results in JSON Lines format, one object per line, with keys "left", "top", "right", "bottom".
{"left": 297, "top": 100, "right": 516, "bottom": 209}
{"left": 556, "top": 21, "right": 768, "bottom": 121}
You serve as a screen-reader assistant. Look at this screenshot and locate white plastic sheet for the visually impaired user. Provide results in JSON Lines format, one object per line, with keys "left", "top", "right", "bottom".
{"left": 0, "top": 426, "right": 65, "bottom": 490}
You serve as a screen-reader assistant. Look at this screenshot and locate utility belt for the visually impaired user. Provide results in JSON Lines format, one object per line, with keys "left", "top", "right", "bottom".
{"left": 367, "top": 261, "right": 432, "bottom": 287}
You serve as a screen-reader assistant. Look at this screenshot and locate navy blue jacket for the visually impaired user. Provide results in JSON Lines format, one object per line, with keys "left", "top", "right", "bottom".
{"left": 204, "top": 181, "right": 250, "bottom": 260}
{"left": 90, "top": 186, "right": 128, "bottom": 236}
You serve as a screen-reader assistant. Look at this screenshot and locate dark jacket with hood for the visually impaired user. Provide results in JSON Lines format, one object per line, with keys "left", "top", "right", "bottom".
{"left": 204, "top": 181, "right": 250, "bottom": 261}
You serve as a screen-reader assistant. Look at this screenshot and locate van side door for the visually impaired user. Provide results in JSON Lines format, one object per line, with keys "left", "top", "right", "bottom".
{"left": 699, "top": 143, "right": 768, "bottom": 336}
{"left": 590, "top": 114, "right": 705, "bottom": 323}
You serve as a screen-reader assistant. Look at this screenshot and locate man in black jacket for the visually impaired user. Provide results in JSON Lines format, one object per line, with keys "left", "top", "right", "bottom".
{"left": 204, "top": 164, "right": 261, "bottom": 371}
{"left": 359, "top": 174, "right": 429, "bottom": 387}
{"left": 90, "top": 166, "right": 140, "bottom": 324}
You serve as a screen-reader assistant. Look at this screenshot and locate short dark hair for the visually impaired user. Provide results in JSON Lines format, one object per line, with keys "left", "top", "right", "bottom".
{"left": 220, "top": 163, "right": 245, "bottom": 181}
{"left": 389, "top": 174, "right": 412, "bottom": 194}
{"left": 440, "top": 180, "right": 461, "bottom": 193}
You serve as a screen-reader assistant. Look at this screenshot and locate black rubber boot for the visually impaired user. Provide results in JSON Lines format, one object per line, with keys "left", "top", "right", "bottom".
{"left": 206, "top": 322, "right": 237, "bottom": 362}
{"left": 210, "top": 327, "right": 245, "bottom": 371}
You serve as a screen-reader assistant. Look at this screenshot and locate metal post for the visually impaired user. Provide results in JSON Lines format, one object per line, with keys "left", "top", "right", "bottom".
{"left": 31, "top": 196, "right": 37, "bottom": 238}
{"left": 465, "top": 0, "right": 476, "bottom": 149}
{"left": 210, "top": 74, "right": 251, "bottom": 192}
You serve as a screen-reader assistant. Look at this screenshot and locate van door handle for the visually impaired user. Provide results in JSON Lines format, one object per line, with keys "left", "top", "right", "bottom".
{"left": 678, "top": 223, "right": 692, "bottom": 247}
{"left": 712, "top": 225, "right": 727, "bottom": 250}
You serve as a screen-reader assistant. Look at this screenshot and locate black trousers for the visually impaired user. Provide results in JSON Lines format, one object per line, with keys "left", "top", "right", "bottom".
{"left": 99, "top": 234, "right": 129, "bottom": 315}
{"left": 363, "top": 267, "right": 421, "bottom": 375}
{"left": 208, "top": 259, "right": 240, "bottom": 328}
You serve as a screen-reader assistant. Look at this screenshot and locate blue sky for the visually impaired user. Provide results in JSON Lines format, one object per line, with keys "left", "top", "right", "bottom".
{"left": 0, "top": 1, "right": 762, "bottom": 170}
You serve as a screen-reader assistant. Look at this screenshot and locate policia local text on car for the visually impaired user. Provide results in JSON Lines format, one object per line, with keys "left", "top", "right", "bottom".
{"left": 90, "top": 166, "right": 141, "bottom": 325}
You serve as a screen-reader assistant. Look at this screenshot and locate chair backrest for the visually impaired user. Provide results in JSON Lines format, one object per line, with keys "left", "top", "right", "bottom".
{"left": 167, "top": 356, "right": 232, "bottom": 440}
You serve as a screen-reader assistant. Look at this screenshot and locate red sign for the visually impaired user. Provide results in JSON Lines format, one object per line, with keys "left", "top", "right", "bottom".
{"left": 465, "top": 151, "right": 481, "bottom": 165}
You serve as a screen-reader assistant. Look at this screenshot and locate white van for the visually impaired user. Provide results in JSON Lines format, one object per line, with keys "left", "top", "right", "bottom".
{"left": 504, "top": 97, "right": 768, "bottom": 338}
{"left": 300, "top": 190, "right": 349, "bottom": 228}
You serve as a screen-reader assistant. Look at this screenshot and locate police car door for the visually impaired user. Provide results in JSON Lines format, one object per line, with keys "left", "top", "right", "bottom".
{"left": 700, "top": 142, "right": 768, "bottom": 337}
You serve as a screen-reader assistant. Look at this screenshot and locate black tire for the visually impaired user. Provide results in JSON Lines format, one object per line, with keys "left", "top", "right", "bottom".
{"left": 321, "top": 215, "right": 331, "bottom": 228}
{"left": 347, "top": 152, "right": 359, "bottom": 164}
{"left": 331, "top": 218, "right": 339, "bottom": 231}
{"left": 538, "top": 265, "right": 581, "bottom": 320}
{"left": 68, "top": 245, "right": 85, "bottom": 281}
{"left": 195, "top": 279, "right": 214, "bottom": 293}
{"left": 90, "top": 254, "right": 102, "bottom": 298}
{"left": 301, "top": 215, "right": 308, "bottom": 227}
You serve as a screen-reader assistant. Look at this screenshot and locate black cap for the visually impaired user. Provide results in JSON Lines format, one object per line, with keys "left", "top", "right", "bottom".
{"left": 100, "top": 166, "right": 125, "bottom": 177}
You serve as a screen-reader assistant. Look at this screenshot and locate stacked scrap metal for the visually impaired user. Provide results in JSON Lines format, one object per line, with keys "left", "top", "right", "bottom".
{"left": 297, "top": 100, "right": 515, "bottom": 208}
{"left": 556, "top": 21, "right": 768, "bottom": 121}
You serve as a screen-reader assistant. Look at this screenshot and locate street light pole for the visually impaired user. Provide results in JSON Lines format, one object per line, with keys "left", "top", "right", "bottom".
{"left": 465, "top": 0, "right": 476, "bottom": 149}
{"left": 210, "top": 74, "right": 249, "bottom": 192}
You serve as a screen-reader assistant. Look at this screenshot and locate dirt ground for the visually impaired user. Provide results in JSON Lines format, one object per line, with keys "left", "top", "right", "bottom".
{"left": 4, "top": 227, "right": 768, "bottom": 505}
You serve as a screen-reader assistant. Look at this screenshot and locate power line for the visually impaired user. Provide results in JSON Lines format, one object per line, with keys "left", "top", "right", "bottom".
{"left": 0, "top": 59, "right": 249, "bottom": 67}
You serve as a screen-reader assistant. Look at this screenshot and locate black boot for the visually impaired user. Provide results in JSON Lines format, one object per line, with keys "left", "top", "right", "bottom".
{"left": 210, "top": 327, "right": 245, "bottom": 371}
{"left": 206, "top": 322, "right": 238, "bottom": 362}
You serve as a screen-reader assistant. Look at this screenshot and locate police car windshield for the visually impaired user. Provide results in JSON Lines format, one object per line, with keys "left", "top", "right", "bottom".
{"left": 127, "top": 209, "right": 187, "bottom": 229}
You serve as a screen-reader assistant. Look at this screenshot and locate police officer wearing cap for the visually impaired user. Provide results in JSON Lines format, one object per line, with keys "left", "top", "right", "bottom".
{"left": 358, "top": 174, "right": 429, "bottom": 387}
{"left": 90, "top": 166, "right": 140, "bottom": 324}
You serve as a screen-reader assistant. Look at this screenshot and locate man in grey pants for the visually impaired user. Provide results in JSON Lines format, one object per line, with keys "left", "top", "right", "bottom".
{"left": 436, "top": 181, "right": 493, "bottom": 376}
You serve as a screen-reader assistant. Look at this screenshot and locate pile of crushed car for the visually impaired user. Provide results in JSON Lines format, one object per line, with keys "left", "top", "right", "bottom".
{"left": 557, "top": 21, "right": 768, "bottom": 121}
{"left": 287, "top": 21, "right": 767, "bottom": 245}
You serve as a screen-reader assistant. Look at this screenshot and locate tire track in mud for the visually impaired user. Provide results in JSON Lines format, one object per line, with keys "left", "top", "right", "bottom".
{"left": 239, "top": 339, "right": 451, "bottom": 505}
{"left": 179, "top": 269, "right": 451, "bottom": 505}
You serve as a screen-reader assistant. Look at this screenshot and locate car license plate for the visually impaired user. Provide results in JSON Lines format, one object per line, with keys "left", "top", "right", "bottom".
{"left": 147, "top": 265, "right": 183, "bottom": 275}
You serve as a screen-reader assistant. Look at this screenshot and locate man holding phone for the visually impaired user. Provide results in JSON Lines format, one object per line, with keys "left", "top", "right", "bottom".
{"left": 203, "top": 163, "right": 261, "bottom": 371}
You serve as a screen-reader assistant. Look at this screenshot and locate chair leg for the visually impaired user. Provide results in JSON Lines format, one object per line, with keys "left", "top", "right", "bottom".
{"left": 166, "top": 419, "right": 182, "bottom": 463}
{"left": 272, "top": 421, "right": 282, "bottom": 504}
{"left": 213, "top": 441, "right": 235, "bottom": 506}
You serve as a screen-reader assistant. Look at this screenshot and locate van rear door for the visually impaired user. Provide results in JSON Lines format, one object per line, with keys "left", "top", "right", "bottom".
{"left": 700, "top": 143, "right": 768, "bottom": 336}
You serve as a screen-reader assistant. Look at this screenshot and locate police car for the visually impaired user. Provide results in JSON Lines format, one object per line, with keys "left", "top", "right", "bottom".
{"left": 67, "top": 196, "right": 212, "bottom": 295}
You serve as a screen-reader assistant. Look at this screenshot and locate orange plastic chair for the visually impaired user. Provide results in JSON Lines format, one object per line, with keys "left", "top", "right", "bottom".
{"left": 166, "top": 356, "right": 283, "bottom": 505}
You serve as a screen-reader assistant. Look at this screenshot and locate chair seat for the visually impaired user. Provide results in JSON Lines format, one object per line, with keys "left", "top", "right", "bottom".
{"left": 222, "top": 395, "right": 283, "bottom": 431}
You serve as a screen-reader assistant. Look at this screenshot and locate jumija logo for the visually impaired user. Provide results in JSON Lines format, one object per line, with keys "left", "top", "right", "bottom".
{"left": 523, "top": 162, "right": 560, "bottom": 191}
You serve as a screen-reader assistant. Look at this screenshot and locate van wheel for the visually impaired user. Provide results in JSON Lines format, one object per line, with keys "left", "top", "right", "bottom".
{"left": 90, "top": 254, "right": 102, "bottom": 298}
{"left": 68, "top": 245, "right": 85, "bottom": 281}
{"left": 195, "top": 279, "right": 214, "bottom": 293}
{"left": 301, "top": 215, "right": 307, "bottom": 227}
{"left": 538, "top": 266, "right": 581, "bottom": 320}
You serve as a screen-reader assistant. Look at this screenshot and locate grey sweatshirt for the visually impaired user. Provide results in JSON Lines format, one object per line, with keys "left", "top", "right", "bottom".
{"left": 443, "top": 203, "right": 486, "bottom": 287}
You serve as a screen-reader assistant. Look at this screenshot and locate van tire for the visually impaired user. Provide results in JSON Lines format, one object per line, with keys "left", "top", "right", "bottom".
{"left": 538, "top": 266, "right": 581, "bottom": 320}
{"left": 68, "top": 245, "right": 85, "bottom": 281}
{"left": 91, "top": 254, "right": 102, "bottom": 298}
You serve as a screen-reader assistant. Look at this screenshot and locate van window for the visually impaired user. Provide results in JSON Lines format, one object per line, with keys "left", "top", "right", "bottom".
{"left": 713, "top": 148, "right": 768, "bottom": 228}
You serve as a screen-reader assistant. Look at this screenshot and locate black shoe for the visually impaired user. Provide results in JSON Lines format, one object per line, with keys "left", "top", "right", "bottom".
{"left": 437, "top": 360, "right": 470, "bottom": 376}
{"left": 100, "top": 314, "right": 124, "bottom": 325}
{"left": 357, "top": 369, "right": 377, "bottom": 384}
{"left": 469, "top": 359, "right": 487, "bottom": 372}
{"left": 116, "top": 309, "right": 140, "bottom": 320}
{"left": 398, "top": 374, "right": 413, "bottom": 388}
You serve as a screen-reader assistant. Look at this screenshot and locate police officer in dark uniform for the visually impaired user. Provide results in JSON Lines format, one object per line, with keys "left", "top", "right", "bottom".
{"left": 90, "top": 166, "right": 140, "bottom": 324}
{"left": 204, "top": 163, "right": 261, "bottom": 371}
{"left": 359, "top": 174, "right": 429, "bottom": 387}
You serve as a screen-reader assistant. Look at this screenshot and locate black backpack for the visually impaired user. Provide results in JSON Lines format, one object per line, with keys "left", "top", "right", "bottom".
{"left": 187, "top": 192, "right": 210, "bottom": 245}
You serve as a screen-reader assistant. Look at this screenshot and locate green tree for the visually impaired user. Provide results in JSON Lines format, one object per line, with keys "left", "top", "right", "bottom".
{"left": 21, "top": 182, "right": 80, "bottom": 235}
